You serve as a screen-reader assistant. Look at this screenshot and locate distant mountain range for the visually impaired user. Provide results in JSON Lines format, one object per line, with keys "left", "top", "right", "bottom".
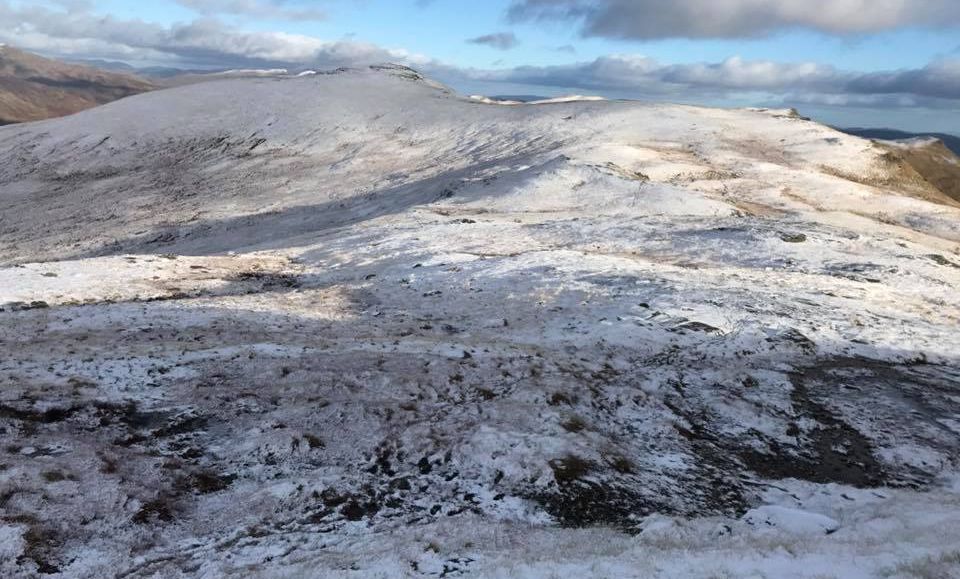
{"left": 840, "top": 127, "right": 960, "bottom": 156}
{"left": 0, "top": 45, "right": 154, "bottom": 124}
{"left": 65, "top": 57, "right": 212, "bottom": 79}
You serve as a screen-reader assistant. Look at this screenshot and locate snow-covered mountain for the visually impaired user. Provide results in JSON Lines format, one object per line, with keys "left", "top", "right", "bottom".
{"left": 1, "top": 65, "right": 959, "bottom": 578}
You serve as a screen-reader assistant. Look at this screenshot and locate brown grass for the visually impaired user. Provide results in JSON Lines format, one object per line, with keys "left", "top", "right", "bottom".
{"left": 0, "top": 45, "right": 153, "bottom": 124}
{"left": 820, "top": 143, "right": 960, "bottom": 208}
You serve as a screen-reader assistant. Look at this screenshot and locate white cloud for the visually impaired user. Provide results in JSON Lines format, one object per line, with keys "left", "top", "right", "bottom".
{"left": 174, "top": 0, "right": 327, "bottom": 21}
{"left": 0, "top": 1, "right": 408, "bottom": 68}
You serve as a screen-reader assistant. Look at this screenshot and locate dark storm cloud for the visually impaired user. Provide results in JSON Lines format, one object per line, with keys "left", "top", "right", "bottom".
{"left": 507, "top": 0, "right": 960, "bottom": 39}
{"left": 460, "top": 54, "right": 960, "bottom": 104}
{"left": 467, "top": 32, "right": 520, "bottom": 50}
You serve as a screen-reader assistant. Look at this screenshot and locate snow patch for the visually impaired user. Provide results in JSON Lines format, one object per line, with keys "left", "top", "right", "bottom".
{"left": 217, "top": 68, "right": 289, "bottom": 76}
{"left": 743, "top": 505, "right": 841, "bottom": 535}
{"left": 468, "top": 95, "right": 522, "bottom": 105}
{"left": 529, "top": 95, "right": 607, "bottom": 104}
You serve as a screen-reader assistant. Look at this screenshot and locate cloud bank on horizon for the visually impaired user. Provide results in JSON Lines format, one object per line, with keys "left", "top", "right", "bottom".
{"left": 1, "top": 0, "right": 958, "bottom": 128}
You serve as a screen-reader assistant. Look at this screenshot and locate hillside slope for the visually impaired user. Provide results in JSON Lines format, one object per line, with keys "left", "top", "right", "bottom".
{"left": 877, "top": 138, "right": 960, "bottom": 204}
{"left": 842, "top": 127, "right": 960, "bottom": 156}
{"left": 0, "top": 45, "right": 153, "bottom": 124}
{"left": 0, "top": 67, "right": 958, "bottom": 578}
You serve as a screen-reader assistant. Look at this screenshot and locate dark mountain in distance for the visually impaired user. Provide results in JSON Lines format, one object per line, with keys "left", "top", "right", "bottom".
{"left": 139, "top": 66, "right": 208, "bottom": 79}
{"left": 64, "top": 57, "right": 138, "bottom": 73}
{"left": 0, "top": 45, "right": 154, "bottom": 124}
{"left": 840, "top": 127, "right": 960, "bottom": 156}
{"left": 66, "top": 57, "right": 214, "bottom": 79}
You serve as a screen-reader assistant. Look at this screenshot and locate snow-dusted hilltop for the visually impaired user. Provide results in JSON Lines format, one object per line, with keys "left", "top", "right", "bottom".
{"left": 1, "top": 66, "right": 959, "bottom": 578}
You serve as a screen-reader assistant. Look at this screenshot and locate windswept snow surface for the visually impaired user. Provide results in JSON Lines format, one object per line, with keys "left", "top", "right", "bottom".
{"left": 1, "top": 65, "right": 959, "bottom": 578}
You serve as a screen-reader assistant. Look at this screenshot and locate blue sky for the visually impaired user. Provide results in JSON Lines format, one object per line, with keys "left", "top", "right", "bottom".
{"left": 2, "top": 0, "right": 959, "bottom": 133}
